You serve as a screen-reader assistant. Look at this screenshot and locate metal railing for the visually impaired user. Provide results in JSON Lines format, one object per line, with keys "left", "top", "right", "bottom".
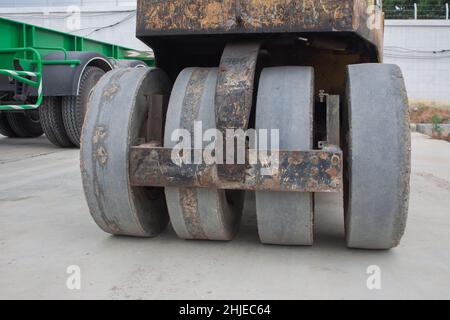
{"left": 385, "top": 3, "right": 450, "bottom": 20}
{"left": 0, "top": 47, "right": 80, "bottom": 110}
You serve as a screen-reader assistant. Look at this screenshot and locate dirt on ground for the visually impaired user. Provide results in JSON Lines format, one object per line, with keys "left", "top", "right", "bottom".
{"left": 410, "top": 100, "right": 450, "bottom": 124}
{"left": 432, "top": 134, "right": 450, "bottom": 142}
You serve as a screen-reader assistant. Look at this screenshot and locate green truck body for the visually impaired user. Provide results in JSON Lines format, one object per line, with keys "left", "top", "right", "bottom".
{"left": 0, "top": 17, "right": 154, "bottom": 111}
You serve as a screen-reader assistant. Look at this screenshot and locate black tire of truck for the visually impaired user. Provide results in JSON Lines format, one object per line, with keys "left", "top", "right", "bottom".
{"left": 39, "top": 97, "right": 74, "bottom": 148}
{"left": 6, "top": 111, "right": 44, "bottom": 138}
{"left": 62, "top": 66, "right": 105, "bottom": 147}
{"left": 0, "top": 113, "right": 18, "bottom": 137}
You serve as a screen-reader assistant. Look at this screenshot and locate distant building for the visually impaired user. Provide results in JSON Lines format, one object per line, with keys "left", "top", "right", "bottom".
{"left": 0, "top": 0, "right": 147, "bottom": 50}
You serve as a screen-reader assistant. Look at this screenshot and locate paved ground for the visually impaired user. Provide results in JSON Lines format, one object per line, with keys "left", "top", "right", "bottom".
{"left": 0, "top": 132, "right": 449, "bottom": 300}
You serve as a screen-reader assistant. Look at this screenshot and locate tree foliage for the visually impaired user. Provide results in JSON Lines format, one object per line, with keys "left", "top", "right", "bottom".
{"left": 384, "top": 0, "right": 449, "bottom": 19}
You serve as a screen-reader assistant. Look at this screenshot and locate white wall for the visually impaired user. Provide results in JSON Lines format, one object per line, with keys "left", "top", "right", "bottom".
{"left": 0, "top": 1, "right": 148, "bottom": 51}
{"left": 384, "top": 20, "right": 450, "bottom": 104}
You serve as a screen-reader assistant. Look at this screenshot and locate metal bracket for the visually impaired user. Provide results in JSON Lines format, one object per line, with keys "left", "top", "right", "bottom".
{"left": 129, "top": 145, "right": 343, "bottom": 193}
{"left": 318, "top": 93, "right": 340, "bottom": 149}
{"left": 319, "top": 89, "right": 329, "bottom": 103}
{"left": 326, "top": 95, "right": 340, "bottom": 147}
{"left": 215, "top": 41, "right": 261, "bottom": 182}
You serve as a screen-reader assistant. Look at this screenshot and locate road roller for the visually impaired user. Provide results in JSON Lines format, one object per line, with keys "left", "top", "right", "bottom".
{"left": 80, "top": 0, "right": 411, "bottom": 249}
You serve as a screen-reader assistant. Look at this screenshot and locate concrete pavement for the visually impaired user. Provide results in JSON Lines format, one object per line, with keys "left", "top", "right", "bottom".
{"left": 0, "top": 133, "right": 449, "bottom": 299}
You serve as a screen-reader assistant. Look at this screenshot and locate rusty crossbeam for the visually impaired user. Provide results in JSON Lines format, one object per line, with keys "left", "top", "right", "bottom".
{"left": 129, "top": 145, "right": 343, "bottom": 193}
{"left": 139, "top": 0, "right": 354, "bottom": 35}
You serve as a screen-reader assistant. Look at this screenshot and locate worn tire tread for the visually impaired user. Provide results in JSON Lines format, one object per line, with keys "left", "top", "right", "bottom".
{"left": 39, "top": 97, "right": 74, "bottom": 148}
{"left": 345, "top": 63, "right": 411, "bottom": 250}
{"left": 62, "top": 66, "right": 105, "bottom": 147}
{"left": 6, "top": 112, "right": 43, "bottom": 138}
{"left": 0, "top": 113, "right": 17, "bottom": 137}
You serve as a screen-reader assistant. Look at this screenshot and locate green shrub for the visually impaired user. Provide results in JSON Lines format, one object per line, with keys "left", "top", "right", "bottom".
{"left": 432, "top": 115, "right": 443, "bottom": 136}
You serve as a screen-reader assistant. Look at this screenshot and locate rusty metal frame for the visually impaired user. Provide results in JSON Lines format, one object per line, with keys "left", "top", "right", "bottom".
{"left": 327, "top": 95, "right": 340, "bottom": 147}
{"left": 137, "top": 0, "right": 383, "bottom": 59}
{"left": 129, "top": 145, "right": 343, "bottom": 193}
{"left": 215, "top": 41, "right": 261, "bottom": 181}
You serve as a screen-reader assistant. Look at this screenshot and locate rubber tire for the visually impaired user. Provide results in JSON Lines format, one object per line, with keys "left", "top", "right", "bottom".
{"left": 0, "top": 113, "right": 17, "bottom": 137}
{"left": 39, "top": 97, "right": 74, "bottom": 148}
{"left": 81, "top": 67, "right": 170, "bottom": 237}
{"left": 345, "top": 63, "right": 411, "bottom": 250}
{"left": 255, "top": 67, "right": 315, "bottom": 246}
{"left": 62, "top": 66, "right": 105, "bottom": 147}
{"left": 6, "top": 111, "right": 43, "bottom": 138}
{"left": 112, "top": 60, "right": 147, "bottom": 69}
{"left": 164, "top": 68, "right": 244, "bottom": 241}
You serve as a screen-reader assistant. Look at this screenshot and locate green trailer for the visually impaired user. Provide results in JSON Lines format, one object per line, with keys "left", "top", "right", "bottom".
{"left": 0, "top": 16, "right": 154, "bottom": 147}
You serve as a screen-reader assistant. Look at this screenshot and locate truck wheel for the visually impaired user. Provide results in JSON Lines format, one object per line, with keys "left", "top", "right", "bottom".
{"left": 6, "top": 111, "right": 43, "bottom": 138}
{"left": 39, "top": 97, "right": 74, "bottom": 148}
{"left": 0, "top": 113, "right": 17, "bottom": 137}
{"left": 62, "top": 66, "right": 105, "bottom": 147}
{"left": 344, "top": 64, "right": 411, "bottom": 249}
{"left": 164, "top": 68, "right": 244, "bottom": 241}
{"left": 81, "top": 67, "right": 170, "bottom": 237}
{"left": 111, "top": 60, "right": 147, "bottom": 69}
{"left": 255, "top": 67, "right": 315, "bottom": 246}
